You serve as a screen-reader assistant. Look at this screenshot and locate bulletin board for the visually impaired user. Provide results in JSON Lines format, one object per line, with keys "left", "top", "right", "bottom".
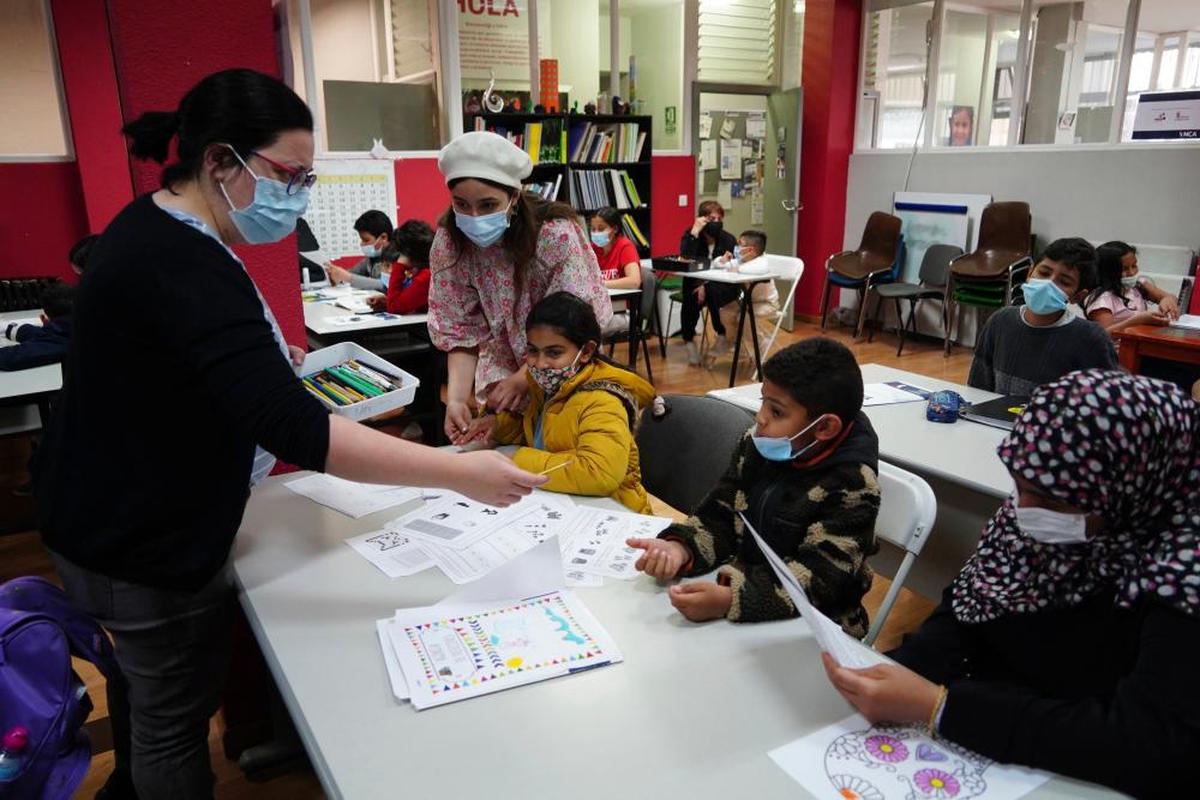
{"left": 696, "top": 109, "right": 768, "bottom": 233}
{"left": 302, "top": 158, "right": 398, "bottom": 257}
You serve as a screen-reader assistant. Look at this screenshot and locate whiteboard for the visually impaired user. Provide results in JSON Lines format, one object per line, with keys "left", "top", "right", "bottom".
{"left": 303, "top": 158, "right": 397, "bottom": 258}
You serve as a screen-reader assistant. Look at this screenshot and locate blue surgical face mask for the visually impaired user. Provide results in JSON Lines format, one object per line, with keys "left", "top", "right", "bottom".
{"left": 732, "top": 245, "right": 743, "bottom": 262}
{"left": 455, "top": 205, "right": 511, "bottom": 248}
{"left": 1120, "top": 275, "right": 1138, "bottom": 289}
{"left": 591, "top": 230, "right": 611, "bottom": 248}
{"left": 361, "top": 242, "right": 381, "bottom": 258}
{"left": 219, "top": 148, "right": 309, "bottom": 245}
{"left": 1022, "top": 278, "right": 1069, "bottom": 315}
{"left": 751, "top": 414, "right": 829, "bottom": 462}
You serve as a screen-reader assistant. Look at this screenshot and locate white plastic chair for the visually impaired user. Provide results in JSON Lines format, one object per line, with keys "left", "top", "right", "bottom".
{"left": 864, "top": 461, "right": 938, "bottom": 647}
{"left": 720, "top": 254, "right": 805, "bottom": 378}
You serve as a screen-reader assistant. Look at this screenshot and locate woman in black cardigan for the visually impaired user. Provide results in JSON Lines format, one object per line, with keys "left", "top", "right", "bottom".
{"left": 35, "top": 69, "right": 543, "bottom": 800}
{"left": 822, "top": 370, "right": 1200, "bottom": 798}
{"left": 677, "top": 200, "right": 738, "bottom": 365}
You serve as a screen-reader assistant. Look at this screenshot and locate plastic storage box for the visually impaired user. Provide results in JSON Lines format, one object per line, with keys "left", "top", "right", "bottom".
{"left": 298, "top": 341, "right": 419, "bottom": 421}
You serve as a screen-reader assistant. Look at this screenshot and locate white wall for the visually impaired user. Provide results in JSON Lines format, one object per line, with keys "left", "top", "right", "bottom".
{"left": 0, "top": 0, "right": 68, "bottom": 156}
{"left": 550, "top": 0, "right": 600, "bottom": 105}
{"left": 844, "top": 144, "right": 1200, "bottom": 253}
{"left": 841, "top": 143, "right": 1200, "bottom": 341}
{"left": 629, "top": 3, "right": 684, "bottom": 150}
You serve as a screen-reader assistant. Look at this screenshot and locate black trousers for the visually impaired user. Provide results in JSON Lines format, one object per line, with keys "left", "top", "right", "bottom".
{"left": 51, "top": 551, "right": 235, "bottom": 800}
{"left": 678, "top": 279, "right": 741, "bottom": 342}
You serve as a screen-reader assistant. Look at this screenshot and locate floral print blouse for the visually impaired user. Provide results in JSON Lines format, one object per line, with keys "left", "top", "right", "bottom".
{"left": 428, "top": 218, "right": 613, "bottom": 394}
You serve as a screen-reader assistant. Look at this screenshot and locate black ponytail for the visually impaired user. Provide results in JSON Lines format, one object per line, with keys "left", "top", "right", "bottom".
{"left": 122, "top": 110, "right": 181, "bottom": 163}
{"left": 121, "top": 68, "right": 312, "bottom": 190}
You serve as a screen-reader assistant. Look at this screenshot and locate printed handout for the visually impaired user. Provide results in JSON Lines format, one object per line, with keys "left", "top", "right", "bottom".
{"left": 285, "top": 474, "right": 420, "bottom": 518}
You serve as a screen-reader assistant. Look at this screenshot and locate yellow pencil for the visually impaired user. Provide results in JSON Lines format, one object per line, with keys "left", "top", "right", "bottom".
{"left": 538, "top": 460, "right": 574, "bottom": 476}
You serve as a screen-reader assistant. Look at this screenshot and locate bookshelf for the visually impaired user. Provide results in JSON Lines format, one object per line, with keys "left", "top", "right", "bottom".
{"left": 465, "top": 112, "right": 653, "bottom": 257}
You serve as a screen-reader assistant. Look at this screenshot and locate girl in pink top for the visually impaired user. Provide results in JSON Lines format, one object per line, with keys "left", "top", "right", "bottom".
{"left": 1084, "top": 241, "right": 1178, "bottom": 335}
{"left": 428, "top": 132, "right": 612, "bottom": 442}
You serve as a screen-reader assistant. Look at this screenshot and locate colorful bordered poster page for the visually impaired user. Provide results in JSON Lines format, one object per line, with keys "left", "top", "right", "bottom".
{"left": 768, "top": 714, "right": 1050, "bottom": 800}
{"left": 387, "top": 589, "right": 621, "bottom": 710}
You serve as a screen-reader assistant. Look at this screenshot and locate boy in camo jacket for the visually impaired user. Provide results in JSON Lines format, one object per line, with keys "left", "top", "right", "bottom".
{"left": 628, "top": 338, "right": 880, "bottom": 637}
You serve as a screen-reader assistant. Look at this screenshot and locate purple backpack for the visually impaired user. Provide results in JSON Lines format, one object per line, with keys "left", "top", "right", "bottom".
{"left": 0, "top": 577, "right": 119, "bottom": 799}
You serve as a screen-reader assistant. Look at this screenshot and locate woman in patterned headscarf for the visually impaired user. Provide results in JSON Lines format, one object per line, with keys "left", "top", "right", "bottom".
{"left": 821, "top": 369, "right": 1200, "bottom": 798}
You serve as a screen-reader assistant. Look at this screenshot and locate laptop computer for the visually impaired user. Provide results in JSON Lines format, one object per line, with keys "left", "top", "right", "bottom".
{"left": 960, "top": 395, "right": 1030, "bottom": 430}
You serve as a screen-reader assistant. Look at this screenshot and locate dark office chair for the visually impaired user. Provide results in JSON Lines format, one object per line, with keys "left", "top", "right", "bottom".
{"left": 820, "top": 212, "right": 905, "bottom": 338}
{"left": 869, "top": 243, "right": 963, "bottom": 356}
{"left": 605, "top": 266, "right": 659, "bottom": 385}
{"left": 943, "top": 201, "right": 1032, "bottom": 355}
{"left": 636, "top": 394, "right": 753, "bottom": 514}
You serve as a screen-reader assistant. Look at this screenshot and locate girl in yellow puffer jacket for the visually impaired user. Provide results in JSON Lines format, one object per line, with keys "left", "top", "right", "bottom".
{"left": 471, "top": 291, "right": 655, "bottom": 513}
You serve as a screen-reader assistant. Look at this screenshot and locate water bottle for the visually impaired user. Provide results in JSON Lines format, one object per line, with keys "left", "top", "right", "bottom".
{"left": 0, "top": 726, "right": 29, "bottom": 782}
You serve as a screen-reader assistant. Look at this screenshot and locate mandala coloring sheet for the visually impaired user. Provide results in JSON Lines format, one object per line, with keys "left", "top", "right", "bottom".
{"left": 768, "top": 715, "right": 1050, "bottom": 800}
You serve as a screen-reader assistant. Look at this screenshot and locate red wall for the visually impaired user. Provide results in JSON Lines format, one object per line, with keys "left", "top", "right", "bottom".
{"left": 50, "top": 0, "right": 133, "bottom": 235}
{"left": 650, "top": 155, "right": 695, "bottom": 257}
{"left": 104, "top": 0, "right": 306, "bottom": 346}
{"left": 395, "top": 157, "right": 450, "bottom": 227}
{"left": 0, "top": 163, "right": 89, "bottom": 281}
{"left": 796, "top": 0, "right": 861, "bottom": 316}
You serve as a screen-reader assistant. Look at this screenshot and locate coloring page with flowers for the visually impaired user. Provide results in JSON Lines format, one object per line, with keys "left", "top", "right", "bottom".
{"left": 768, "top": 714, "right": 1050, "bottom": 800}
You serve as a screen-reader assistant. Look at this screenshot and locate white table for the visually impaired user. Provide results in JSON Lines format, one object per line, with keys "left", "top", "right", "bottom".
{"left": 0, "top": 310, "right": 63, "bottom": 409}
{"left": 303, "top": 298, "right": 428, "bottom": 337}
{"left": 709, "top": 364, "right": 1010, "bottom": 597}
{"left": 233, "top": 475, "right": 1116, "bottom": 800}
{"left": 659, "top": 268, "right": 782, "bottom": 386}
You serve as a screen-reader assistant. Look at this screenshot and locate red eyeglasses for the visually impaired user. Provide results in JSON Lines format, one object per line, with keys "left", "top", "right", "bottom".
{"left": 249, "top": 151, "right": 317, "bottom": 195}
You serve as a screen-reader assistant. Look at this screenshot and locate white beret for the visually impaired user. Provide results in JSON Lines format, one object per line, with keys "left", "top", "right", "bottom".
{"left": 438, "top": 131, "right": 533, "bottom": 190}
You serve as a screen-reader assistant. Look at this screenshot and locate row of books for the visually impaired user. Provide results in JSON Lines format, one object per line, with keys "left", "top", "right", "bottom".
{"left": 619, "top": 213, "right": 649, "bottom": 250}
{"left": 525, "top": 174, "right": 563, "bottom": 202}
{"left": 471, "top": 117, "right": 649, "bottom": 165}
{"left": 568, "top": 122, "right": 647, "bottom": 164}
{"left": 471, "top": 117, "right": 567, "bottom": 165}
{"left": 566, "top": 169, "right": 645, "bottom": 211}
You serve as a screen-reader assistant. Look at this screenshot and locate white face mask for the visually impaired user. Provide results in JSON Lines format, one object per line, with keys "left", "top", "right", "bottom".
{"left": 1013, "top": 505, "right": 1089, "bottom": 544}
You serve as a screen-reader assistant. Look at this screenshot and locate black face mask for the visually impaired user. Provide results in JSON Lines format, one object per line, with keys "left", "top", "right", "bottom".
{"left": 703, "top": 220, "right": 724, "bottom": 238}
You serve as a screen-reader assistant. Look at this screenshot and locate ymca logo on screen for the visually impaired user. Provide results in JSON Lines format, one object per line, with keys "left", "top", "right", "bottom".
{"left": 458, "top": 0, "right": 520, "bottom": 16}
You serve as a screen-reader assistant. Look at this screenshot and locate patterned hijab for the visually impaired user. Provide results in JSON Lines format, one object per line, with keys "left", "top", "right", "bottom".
{"left": 952, "top": 370, "right": 1200, "bottom": 623}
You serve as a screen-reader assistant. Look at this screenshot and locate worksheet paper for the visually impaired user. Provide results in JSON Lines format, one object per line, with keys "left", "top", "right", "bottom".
{"left": 383, "top": 540, "right": 623, "bottom": 709}
{"left": 346, "top": 529, "right": 434, "bottom": 578}
{"left": 1170, "top": 314, "right": 1200, "bottom": 331}
{"left": 386, "top": 492, "right": 576, "bottom": 584}
{"left": 768, "top": 714, "right": 1050, "bottom": 800}
{"left": 387, "top": 492, "right": 529, "bottom": 549}
{"left": 376, "top": 618, "right": 410, "bottom": 702}
{"left": 862, "top": 382, "right": 931, "bottom": 407}
{"left": 335, "top": 296, "right": 375, "bottom": 314}
{"left": 739, "top": 513, "right": 889, "bottom": 669}
{"left": 284, "top": 474, "right": 421, "bottom": 518}
{"left": 560, "top": 508, "right": 673, "bottom": 580}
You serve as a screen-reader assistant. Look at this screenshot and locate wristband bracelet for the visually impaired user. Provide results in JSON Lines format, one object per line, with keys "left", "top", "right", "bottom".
{"left": 927, "top": 685, "right": 949, "bottom": 738}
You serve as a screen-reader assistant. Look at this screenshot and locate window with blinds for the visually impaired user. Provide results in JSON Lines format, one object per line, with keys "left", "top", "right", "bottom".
{"left": 389, "top": 0, "right": 436, "bottom": 81}
{"left": 698, "top": 0, "right": 777, "bottom": 85}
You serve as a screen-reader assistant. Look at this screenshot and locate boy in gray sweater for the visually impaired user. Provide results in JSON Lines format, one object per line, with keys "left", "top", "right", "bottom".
{"left": 968, "top": 237, "right": 1117, "bottom": 395}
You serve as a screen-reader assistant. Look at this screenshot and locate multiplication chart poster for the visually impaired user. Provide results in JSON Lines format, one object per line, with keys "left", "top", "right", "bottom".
{"left": 303, "top": 158, "right": 397, "bottom": 257}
